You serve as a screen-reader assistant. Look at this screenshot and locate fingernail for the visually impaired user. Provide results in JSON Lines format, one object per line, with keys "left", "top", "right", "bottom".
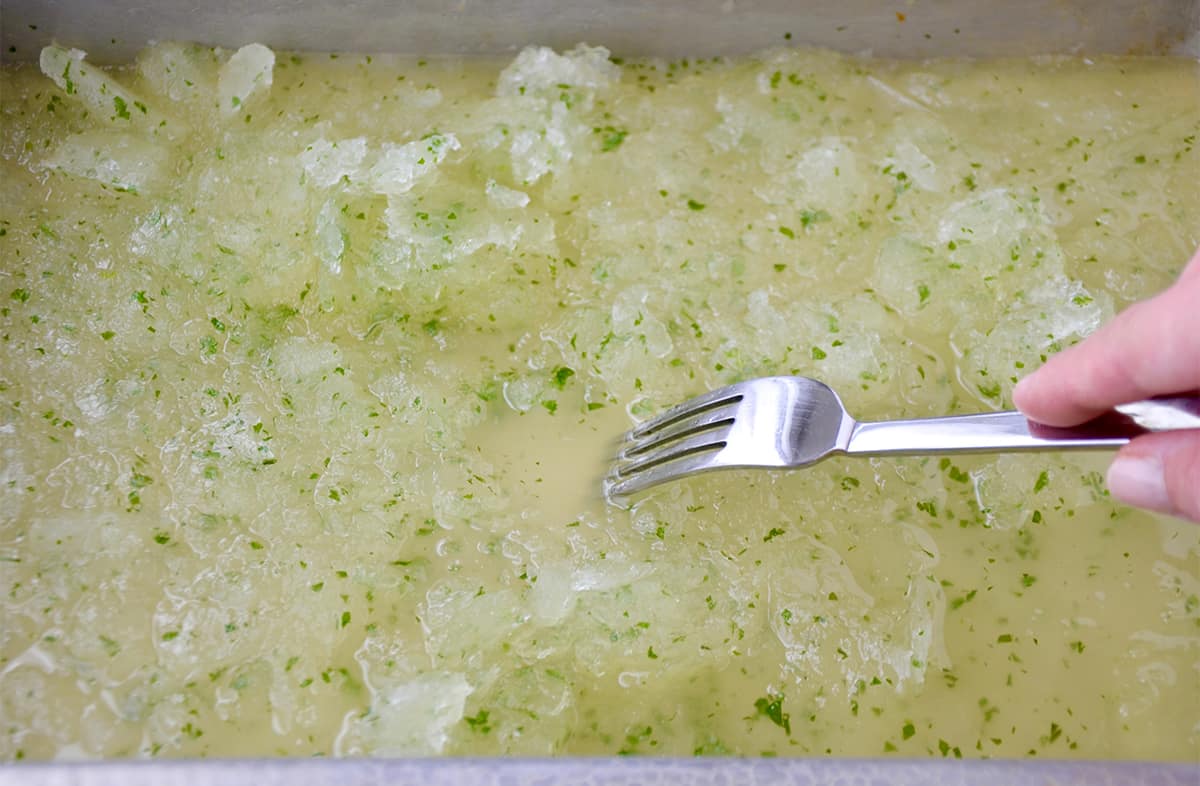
{"left": 1107, "top": 455, "right": 1173, "bottom": 513}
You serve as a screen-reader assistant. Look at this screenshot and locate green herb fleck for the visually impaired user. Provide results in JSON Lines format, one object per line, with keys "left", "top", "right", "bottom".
{"left": 799, "top": 208, "right": 830, "bottom": 228}
{"left": 598, "top": 126, "right": 628, "bottom": 151}
{"left": 465, "top": 710, "right": 492, "bottom": 733}
{"left": 99, "top": 634, "right": 120, "bottom": 657}
{"left": 551, "top": 366, "right": 575, "bottom": 389}
{"left": 941, "top": 460, "right": 970, "bottom": 483}
{"left": 753, "top": 693, "right": 791, "bottom": 735}
{"left": 977, "top": 381, "right": 1002, "bottom": 399}
{"left": 950, "top": 589, "right": 977, "bottom": 610}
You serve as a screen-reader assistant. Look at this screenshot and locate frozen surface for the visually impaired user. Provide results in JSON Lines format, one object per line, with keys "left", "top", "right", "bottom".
{"left": 218, "top": 43, "right": 274, "bottom": 115}
{"left": 0, "top": 43, "right": 1197, "bottom": 763}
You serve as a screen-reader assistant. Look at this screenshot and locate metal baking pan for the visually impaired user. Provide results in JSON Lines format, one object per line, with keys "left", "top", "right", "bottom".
{"left": 1, "top": 1, "right": 1197, "bottom": 783}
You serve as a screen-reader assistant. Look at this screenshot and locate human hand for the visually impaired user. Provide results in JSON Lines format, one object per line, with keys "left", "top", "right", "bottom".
{"left": 1013, "top": 247, "right": 1200, "bottom": 523}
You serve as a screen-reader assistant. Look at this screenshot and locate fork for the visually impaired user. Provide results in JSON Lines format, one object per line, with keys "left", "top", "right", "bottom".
{"left": 604, "top": 376, "right": 1200, "bottom": 501}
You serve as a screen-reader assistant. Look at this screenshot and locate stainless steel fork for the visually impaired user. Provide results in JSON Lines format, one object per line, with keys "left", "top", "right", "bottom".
{"left": 604, "top": 376, "right": 1200, "bottom": 501}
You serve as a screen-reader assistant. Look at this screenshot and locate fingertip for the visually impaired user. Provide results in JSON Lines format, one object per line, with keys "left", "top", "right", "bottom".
{"left": 1108, "top": 433, "right": 1200, "bottom": 524}
{"left": 1107, "top": 453, "right": 1170, "bottom": 514}
{"left": 1011, "top": 374, "right": 1037, "bottom": 414}
{"left": 1012, "top": 362, "right": 1078, "bottom": 426}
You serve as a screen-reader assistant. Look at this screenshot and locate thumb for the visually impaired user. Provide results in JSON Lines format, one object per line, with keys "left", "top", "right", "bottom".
{"left": 1106, "top": 431, "right": 1200, "bottom": 523}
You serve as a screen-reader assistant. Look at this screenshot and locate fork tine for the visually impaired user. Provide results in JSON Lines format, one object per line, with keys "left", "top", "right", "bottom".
{"left": 606, "top": 381, "right": 748, "bottom": 503}
{"left": 629, "top": 384, "right": 745, "bottom": 439}
{"left": 614, "top": 427, "right": 730, "bottom": 479}
{"left": 621, "top": 401, "right": 739, "bottom": 459}
{"left": 606, "top": 449, "right": 725, "bottom": 500}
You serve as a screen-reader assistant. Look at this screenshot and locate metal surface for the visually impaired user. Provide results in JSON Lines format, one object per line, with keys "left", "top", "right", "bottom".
{"left": 1, "top": 0, "right": 1198, "bottom": 63}
{"left": 607, "top": 375, "right": 1200, "bottom": 498}
{"left": 1, "top": 1, "right": 1198, "bottom": 781}
{"left": 2, "top": 758, "right": 1198, "bottom": 786}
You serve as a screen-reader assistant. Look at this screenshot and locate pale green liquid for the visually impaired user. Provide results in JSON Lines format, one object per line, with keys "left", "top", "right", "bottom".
{"left": 0, "top": 43, "right": 1197, "bottom": 760}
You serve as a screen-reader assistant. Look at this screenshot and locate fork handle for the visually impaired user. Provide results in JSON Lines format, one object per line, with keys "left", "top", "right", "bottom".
{"left": 845, "top": 397, "right": 1200, "bottom": 457}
